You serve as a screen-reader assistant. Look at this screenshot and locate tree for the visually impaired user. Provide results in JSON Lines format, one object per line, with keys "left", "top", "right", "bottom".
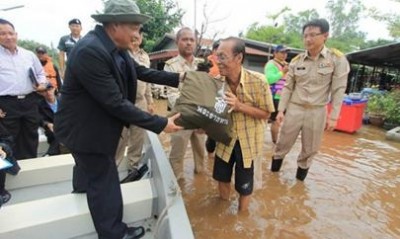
{"left": 369, "top": 0, "right": 400, "bottom": 39}
{"left": 18, "top": 40, "right": 59, "bottom": 67}
{"left": 283, "top": 9, "right": 320, "bottom": 35}
{"left": 324, "top": 0, "right": 367, "bottom": 52}
{"left": 135, "top": 0, "right": 184, "bottom": 52}
{"left": 244, "top": 0, "right": 369, "bottom": 53}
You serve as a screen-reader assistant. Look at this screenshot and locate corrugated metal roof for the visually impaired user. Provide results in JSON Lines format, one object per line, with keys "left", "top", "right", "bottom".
{"left": 346, "top": 42, "right": 400, "bottom": 68}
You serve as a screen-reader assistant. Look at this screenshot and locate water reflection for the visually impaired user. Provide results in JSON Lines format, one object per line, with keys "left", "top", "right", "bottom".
{"left": 155, "top": 99, "right": 400, "bottom": 239}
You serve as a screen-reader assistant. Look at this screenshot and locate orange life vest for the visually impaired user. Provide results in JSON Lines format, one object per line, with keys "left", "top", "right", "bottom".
{"left": 42, "top": 56, "right": 58, "bottom": 88}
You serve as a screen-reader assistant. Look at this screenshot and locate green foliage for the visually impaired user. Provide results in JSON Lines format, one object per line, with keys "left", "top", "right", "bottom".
{"left": 367, "top": 93, "right": 386, "bottom": 116}
{"left": 18, "top": 39, "right": 59, "bottom": 68}
{"left": 135, "top": 0, "right": 184, "bottom": 52}
{"left": 244, "top": 0, "right": 375, "bottom": 53}
{"left": 383, "top": 90, "right": 400, "bottom": 124}
{"left": 283, "top": 9, "right": 320, "bottom": 35}
{"left": 369, "top": 0, "right": 400, "bottom": 39}
{"left": 359, "top": 39, "right": 397, "bottom": 50}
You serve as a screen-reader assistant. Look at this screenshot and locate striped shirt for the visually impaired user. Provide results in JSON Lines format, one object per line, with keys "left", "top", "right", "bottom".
{"left": 0, "top": 45, "right": 47, "bottom": 96}
{"left": 215, "top": 67, "right": 275, "bottom": 168}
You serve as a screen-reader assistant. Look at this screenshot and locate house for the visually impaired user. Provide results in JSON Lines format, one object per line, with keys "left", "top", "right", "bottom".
{"left": 149, "top": 33, "right": 303, "bottom": 73}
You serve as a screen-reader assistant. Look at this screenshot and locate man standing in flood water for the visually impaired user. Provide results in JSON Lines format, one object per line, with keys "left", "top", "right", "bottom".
{"left": 270, "top": 18, "right": 349, "bottom": 181}
{"left": 212, "top": 37, "right": 274, "bottom": 211}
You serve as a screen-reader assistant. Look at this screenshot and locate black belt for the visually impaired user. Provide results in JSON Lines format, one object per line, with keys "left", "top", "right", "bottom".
{"left": 0, "top": 93, "right": 34, "bottom": 100}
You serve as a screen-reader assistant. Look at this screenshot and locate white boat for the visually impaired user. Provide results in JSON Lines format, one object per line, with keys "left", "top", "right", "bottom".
{"left": 0, "top": 131, "right": 194, "bottom": 239}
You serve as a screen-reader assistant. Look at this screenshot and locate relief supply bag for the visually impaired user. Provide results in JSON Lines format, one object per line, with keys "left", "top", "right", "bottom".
{"left": 169, "top": 71, "right": 232, "bottom": 145}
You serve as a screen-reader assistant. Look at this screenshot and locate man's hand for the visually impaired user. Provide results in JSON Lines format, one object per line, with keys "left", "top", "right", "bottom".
{"left": 326, "top": 119, "right": 337, "bottom": 131}
{"left": 276, "top": 111, "right": 285, "bottom": 126}
{"left": 47, "top": 123, "right": 54, "bottom": 132}
{"left": 0, "top": 109, "right": 6, "bottom": 118}
{"left": 163, "top": 113, "right": 183, "bottom": 133}
{"left": 35, "top": 83, "right": 48, "bottom": 92}
{"left": 0, "top": 146, "right": 6, "bottom": 159}
{"left": 225, "top": 92, "right": 241, "bottom": 112}
{"left": 147, "top": 103, "right": 155, "bottom": 114}
{"left": 282, "top": 65, "right": 289, "bottom": 74}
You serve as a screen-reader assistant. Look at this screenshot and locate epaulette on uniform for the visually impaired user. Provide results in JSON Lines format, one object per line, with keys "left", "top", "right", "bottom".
{"left": 194, "top": 57, "right": 204, "bottom": 64}
{"left": 330, "top": 48, "right": 344, "bottom": 57}
{"left": 290, "top": 54, "right": 301, "bottom": 63}
{"left": 165, "top": 57, "right": 179, "bottom": 66}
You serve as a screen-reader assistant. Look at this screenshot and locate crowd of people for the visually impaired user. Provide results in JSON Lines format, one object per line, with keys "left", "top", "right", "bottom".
{"left": 0, "top": 0, "right": 350, "bottom": 238}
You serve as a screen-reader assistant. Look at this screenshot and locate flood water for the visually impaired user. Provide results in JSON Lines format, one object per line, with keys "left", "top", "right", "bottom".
{"left": 153, "top": 99, "right": 400, "bottom": 239}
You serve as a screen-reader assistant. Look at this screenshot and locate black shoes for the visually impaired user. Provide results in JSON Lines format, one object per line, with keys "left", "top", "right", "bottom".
{"left": 270, "top": 158, "right": 283, "bottom": 172}
{"left": 120, "top": 164, "right": 149, "bottom": 184}
{"left": 121, "top": 226, "right": 145, "bottom": 239}
{"left": 296, "top": 167, "right": 309, "bottom": 181}
{"left": 0, "top": 190, "right": 11, "bottom": 208}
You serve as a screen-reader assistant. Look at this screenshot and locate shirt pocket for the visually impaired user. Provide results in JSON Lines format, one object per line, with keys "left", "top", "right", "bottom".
{"left": 316, "top": 67, "right": 334, "bottom": 82}
{"left": 294, "top": 67, "right": 309, "bottom": 83}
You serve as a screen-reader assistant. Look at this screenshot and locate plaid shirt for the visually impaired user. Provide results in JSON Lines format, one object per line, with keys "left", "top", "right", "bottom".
{"left": 215, "top": 67, "right": 275, "bottom": 168}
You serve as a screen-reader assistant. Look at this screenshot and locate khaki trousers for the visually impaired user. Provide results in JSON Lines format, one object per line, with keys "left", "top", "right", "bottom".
{"left": 169, "top": 129, "right": 205, "bottom": 179}
{"left": 115, "top": 126, "right": 145, "bottom": 170}
{"left": 273, "top": 103, "right": 326, "bottom": 169}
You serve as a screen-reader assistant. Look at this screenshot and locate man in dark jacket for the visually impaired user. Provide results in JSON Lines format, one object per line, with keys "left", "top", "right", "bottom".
{"left": 38, "top": 85, "right": 67, "bottom": 156}
{"left": 54, "top": 0, "right": 183, "bottom": 238}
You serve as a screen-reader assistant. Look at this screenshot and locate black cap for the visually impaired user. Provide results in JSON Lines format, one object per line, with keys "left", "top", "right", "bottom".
{"left": 35, "top": 46, "right": 47, "bottom": 54}
{"left": 68, "top": 18, "right": 81, "bottom": 25}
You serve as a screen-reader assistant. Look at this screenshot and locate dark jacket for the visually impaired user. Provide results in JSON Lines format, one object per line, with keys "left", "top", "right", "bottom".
{"left": 54, "top": 25, "right": 179, "bottom": 154}
{"left": 39, "top": 98, "right": 58, "bottom": 136}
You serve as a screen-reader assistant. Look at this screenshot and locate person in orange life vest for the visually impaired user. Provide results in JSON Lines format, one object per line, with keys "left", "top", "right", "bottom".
{"left": 264, "top": 45, "right": 289, "bottom": 144}
{"left": 35, "top": 46, "right": 62, "bottom": 93}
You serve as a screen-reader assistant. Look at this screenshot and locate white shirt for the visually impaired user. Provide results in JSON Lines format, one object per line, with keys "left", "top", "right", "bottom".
{"left": 0, "top": 45, "right": 47, "bottom": 96}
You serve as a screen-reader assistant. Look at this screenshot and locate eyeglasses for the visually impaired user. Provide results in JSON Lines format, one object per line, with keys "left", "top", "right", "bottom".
{"left": 302, "top": 33, "right": 323, "bottom": 39}
{"left": 216, "top": 53, "right": 237, "bottom": 62}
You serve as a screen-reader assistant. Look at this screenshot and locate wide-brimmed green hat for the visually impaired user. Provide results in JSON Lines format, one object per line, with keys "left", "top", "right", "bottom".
{"left": 91, "top": 0, "right": 151, "bottom": 24}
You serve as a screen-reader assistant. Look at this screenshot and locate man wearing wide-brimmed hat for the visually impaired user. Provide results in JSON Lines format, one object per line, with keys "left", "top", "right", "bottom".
{"left": 54, "top": 0, "right": 184, "bottom": 238}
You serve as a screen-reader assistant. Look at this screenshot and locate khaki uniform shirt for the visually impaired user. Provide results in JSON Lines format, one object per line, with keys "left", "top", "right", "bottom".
{"left": 163, "top": 55, "right": 203, "bottom": 109}
{"left": 215, "top": 68, "right": 275, "bottom": 168}
{"left": 129, "top": 49, "right": 153, "bottom": 110}
{"left": 278, "top": 46, "right": 350, "bottom": 120}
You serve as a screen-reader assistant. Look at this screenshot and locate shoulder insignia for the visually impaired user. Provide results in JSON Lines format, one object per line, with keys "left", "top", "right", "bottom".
{"left": 194, "top": 57, "right": 204, "bottom": 64}
{"left": 290, "top": 54, "right": 301, "bottom": 63}
{"left": 330, "top": 48, "right": 344, "bottom": 57}
{"left": 165, "top": 57, "right": 178, "bottom": 65}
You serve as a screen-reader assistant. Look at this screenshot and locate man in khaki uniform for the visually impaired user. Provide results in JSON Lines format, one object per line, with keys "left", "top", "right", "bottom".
{"left": 115, "top": 28, "right": 155, "bottom": 181}
{"left": 270, "top": 18, "right": 350, "bottom": 181}
{"left": 164, "top": 27, "right": 205, "bottom": 180}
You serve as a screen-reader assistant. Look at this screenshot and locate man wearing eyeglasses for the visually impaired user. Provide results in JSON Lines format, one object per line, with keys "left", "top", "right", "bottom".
{"left": 270, "top": 18, "right": 350, "bottom": 181}
{"left": 212, "top": 37, "right": 274, "bottom": 212}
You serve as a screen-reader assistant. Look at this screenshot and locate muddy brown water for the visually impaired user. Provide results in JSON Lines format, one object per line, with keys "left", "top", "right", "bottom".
{"left": 153, "top": 99, "right": 400, "bottom": 239}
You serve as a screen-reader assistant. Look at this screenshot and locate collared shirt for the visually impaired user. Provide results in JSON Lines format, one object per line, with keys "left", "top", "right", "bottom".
{"left": 47, "top": 99, "right": 58, "bottom": 113}
{"left": 0, "top": 45, "right": 47, "bottom": 96}
{"left": 57, "top": 34, "right": 80, "bottom": 57}
{"left": 164, "top": 55, "right": 203, "bottom": 108}
{"left": 215, "top": 67, "right": 275, "bottom": 168}
{"left": 129, "top": 48, "right": 153, "bottom": 109}
{"left": 278, "top": 46, "right": 350, "bottom": 120}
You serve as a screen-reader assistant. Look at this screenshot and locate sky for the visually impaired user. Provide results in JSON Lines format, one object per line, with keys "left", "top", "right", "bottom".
{"left": 0, "top": 0, "right": 398, "bottom": 48}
